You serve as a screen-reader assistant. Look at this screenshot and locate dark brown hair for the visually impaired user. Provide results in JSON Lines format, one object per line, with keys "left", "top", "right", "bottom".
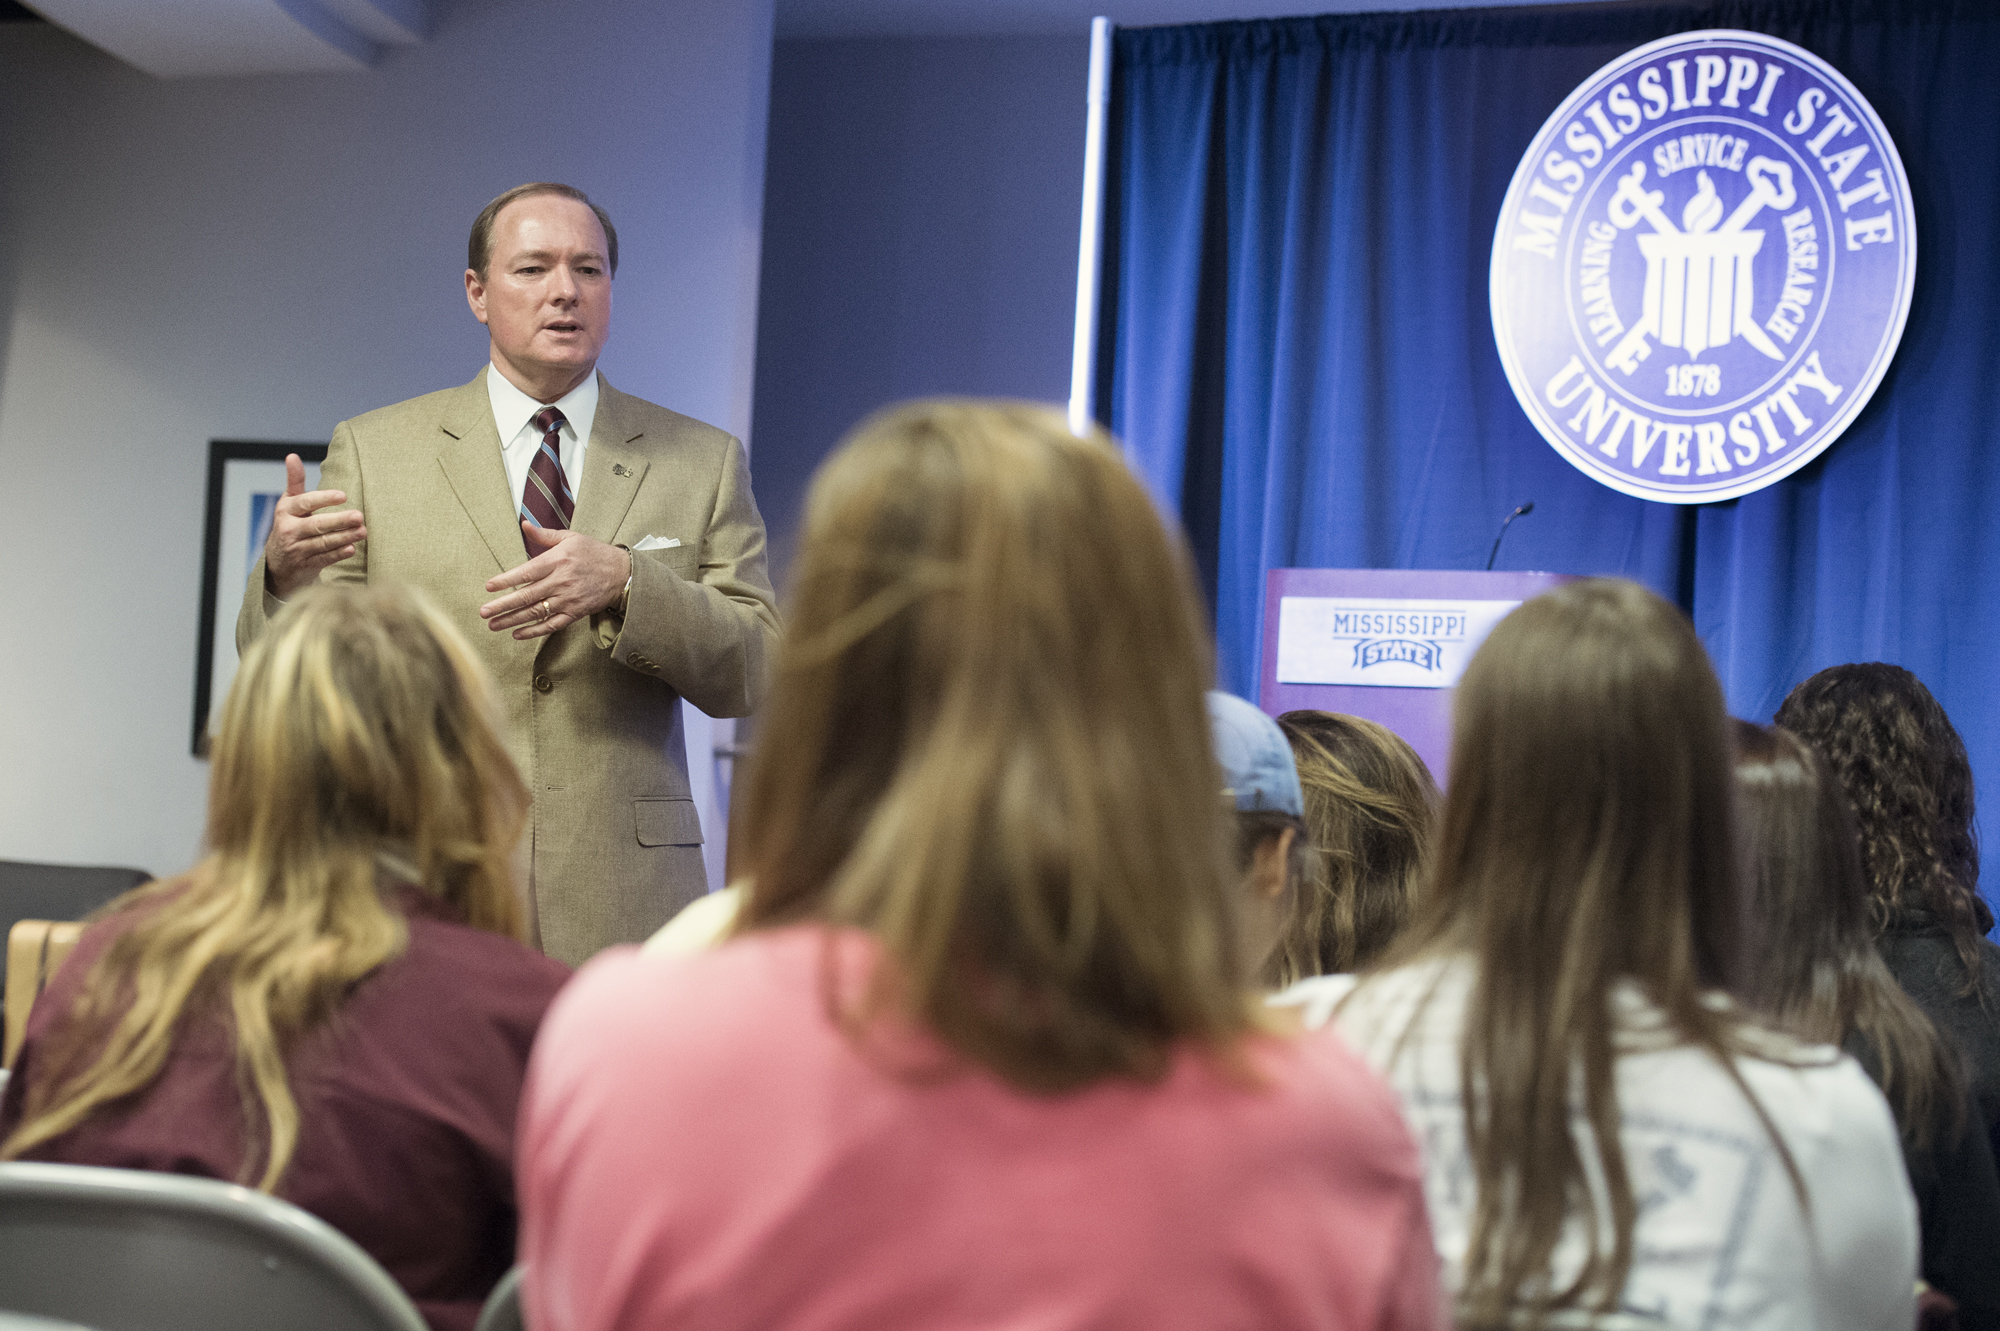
{"left": 1382, "top": 578, "right": 1792, "bottom": 1328}
{"left": 1775, "top": 663, "right": 1988, "bottom": 991}
{"left": 732, "top": 400, "right": 1250, "bottom": 1093}
{"left": 467, "top": 182, "right": 619, "bottom": 278}
{"left": 1275, "top": 710, "right": 1435, "bottom": 979}
{"left": 1732, "top": 720, "right": 1963, "bottom": 1150}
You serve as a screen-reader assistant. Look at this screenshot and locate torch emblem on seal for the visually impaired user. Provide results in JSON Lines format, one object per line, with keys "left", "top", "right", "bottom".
{"left": 1606, "top": 158, "right": 1793, "bottom": 371}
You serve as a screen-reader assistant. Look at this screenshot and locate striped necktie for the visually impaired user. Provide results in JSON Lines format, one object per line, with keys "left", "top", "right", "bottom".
{"left": 522, "top": 406, "right": 575, "bottom": 551}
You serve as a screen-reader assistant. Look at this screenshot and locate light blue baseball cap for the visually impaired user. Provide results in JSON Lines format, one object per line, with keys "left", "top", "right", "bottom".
{"left": 1206, "top": 691, "right": 1304, "bottom": 817}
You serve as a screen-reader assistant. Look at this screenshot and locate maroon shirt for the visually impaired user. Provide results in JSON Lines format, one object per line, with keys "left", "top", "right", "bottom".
{"left": 0, "top": 885, "right": 571, "bottom": 1331}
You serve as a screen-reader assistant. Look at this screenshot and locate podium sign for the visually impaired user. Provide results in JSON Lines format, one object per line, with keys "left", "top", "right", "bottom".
{"left": 1260, "top": 570, "right": 1573, "bottom": 784}
{"left": 1275, "top": 596, "right": 1524, "bottom": 690}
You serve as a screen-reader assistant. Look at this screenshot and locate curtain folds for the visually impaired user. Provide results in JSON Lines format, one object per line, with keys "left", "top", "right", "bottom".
{"left": 1099, "top": 0, "right": 2000, "bottom": 910}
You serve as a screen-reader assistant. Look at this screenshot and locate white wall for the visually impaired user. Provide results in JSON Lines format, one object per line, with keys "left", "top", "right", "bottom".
{"left": 0, "top": 0, "right": 774, "bottom": 889}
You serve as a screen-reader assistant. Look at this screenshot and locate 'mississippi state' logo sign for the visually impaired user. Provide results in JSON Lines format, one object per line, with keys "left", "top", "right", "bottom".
{"left": 1491, "top": 30, "right": 1915, "bottom": 504}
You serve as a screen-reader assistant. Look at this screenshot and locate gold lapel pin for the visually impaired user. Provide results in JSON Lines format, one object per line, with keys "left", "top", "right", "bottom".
{"left": 612, "top": 463, "right": 632, "bottom": 477}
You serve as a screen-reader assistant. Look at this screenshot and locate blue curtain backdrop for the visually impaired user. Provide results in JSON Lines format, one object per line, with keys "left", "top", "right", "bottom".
{"left": 1098, "top": 0, "right": 2000, "bottom": 912}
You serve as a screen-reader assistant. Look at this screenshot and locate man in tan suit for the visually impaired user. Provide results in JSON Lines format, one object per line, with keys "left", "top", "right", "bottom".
{"left": 237, "top": 182, "right": 779, "bottom": 964}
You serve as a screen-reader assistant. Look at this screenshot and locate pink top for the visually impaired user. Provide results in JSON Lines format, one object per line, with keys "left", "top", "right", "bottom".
{"left": 518, "top": 926, "right": 1443, "bottom": 1331}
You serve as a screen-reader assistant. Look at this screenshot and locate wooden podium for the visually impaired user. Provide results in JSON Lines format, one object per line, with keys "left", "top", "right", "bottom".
{"left": 1258, "top": 569, "right": 1573, "bottom": 784}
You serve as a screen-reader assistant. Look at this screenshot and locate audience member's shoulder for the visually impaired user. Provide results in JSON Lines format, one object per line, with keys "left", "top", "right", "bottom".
{"left": 1977, "top": 935, "right": 2000, "bottom": 1003}
{"left": 1268, "top": 973, "right": 1359, "bottom": 1031}
{"left": 642, "top": 885, "right": 743, "bottom": 957}
{"left": 1251, "top": 998, "right": 1426, "bottom": 1180}
{"left": 1753, "top": 1045, "right": 1903, "bottom": 1165}
{"left": 398, "top": 893, "right": 571, "bottom": 1004}
{"left": 1315, "top": 955, "right": 1464, "bottom": 1040}
{"left": 1697, "top": 1014, "right": 1900, "bottom": 1161}
{"left": 547, "top": 926, "right": 828, "bottom": 1049}
{"left": 34, "top": 882, "right": 186, "bottom": 1007}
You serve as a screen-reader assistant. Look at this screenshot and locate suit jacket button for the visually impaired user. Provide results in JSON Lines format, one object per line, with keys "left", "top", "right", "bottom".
{"left": 533, "top": 674, "right": 553, "bottom": 693}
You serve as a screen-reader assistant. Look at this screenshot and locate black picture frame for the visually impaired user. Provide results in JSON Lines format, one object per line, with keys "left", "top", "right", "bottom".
{"left": 192, "top": 440, "right": 327, "bottom": 757}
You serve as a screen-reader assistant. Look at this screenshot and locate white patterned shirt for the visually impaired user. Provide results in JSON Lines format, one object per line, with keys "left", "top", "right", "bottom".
{"left": 1272, "top": 957, "right": 1916, "bottom": 1331}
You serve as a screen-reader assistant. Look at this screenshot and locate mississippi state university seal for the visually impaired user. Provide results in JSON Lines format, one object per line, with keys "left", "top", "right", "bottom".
{"left": 1491, "top": 31, "right": 1915, "bottom": 503}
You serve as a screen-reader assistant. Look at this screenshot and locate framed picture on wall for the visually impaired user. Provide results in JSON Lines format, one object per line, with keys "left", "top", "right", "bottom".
{"left": 192, "top": 440, "right": 328, "bottom": 757}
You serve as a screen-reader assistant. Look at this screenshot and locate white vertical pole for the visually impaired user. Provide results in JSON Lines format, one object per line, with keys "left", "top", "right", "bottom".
{"left": 1068, "top": 16, "right": 1113, "bottom": 437}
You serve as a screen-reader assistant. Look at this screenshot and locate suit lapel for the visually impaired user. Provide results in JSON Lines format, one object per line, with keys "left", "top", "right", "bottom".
{"left": 435, "top": 368, "right": 524, "bottom": 575}
{"left": 570, "top": 373, "right": 650, "bottom": 545}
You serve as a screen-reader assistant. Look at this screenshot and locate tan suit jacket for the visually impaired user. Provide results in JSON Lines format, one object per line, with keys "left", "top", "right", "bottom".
{"left": 237, "top": 368, "right": 780, "bottom": 963}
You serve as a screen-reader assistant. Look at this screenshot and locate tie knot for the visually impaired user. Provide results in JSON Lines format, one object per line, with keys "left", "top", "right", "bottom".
{"left": 532, "top": 406, "right": 567, "bottom": 437}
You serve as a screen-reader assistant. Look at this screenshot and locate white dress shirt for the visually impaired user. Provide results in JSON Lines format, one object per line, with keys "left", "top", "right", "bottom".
{"left": 486, "top": 365, "right": 600, "bottom": 523}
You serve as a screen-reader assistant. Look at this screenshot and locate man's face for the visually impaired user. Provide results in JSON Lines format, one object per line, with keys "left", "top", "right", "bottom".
{"left": 466, "top": 193, "right": 612, "bottom": 400}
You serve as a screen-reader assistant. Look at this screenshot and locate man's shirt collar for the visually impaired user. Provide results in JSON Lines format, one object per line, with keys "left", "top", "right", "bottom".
{"left": 486, "top": 364, "right": 600, "bottom": 451}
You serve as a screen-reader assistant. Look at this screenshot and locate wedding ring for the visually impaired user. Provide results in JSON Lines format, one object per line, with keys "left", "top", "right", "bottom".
{"left": 541, "top": 599, "right": 553, "bottom": 621}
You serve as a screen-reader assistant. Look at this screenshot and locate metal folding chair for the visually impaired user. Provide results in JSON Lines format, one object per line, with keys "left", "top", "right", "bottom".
{"left": 474, "top": 1265, "right": 525, "bottom": 1331}
{"left": 0, "top": 1162, "right": 427, "bottom": 1331}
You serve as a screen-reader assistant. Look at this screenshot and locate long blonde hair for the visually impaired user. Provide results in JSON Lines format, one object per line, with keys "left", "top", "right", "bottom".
{"left": 733, "top": 400, "right": 1249, "bottom": 1092}
{"left": 1274, "top": 710, "right": 1436, "bottom": 980}
{"left": 1383, "top": 579, "right": 1791, "bottom": 1327}
{"left": 2, "top": 583, "right": 529, "bottom": 1189}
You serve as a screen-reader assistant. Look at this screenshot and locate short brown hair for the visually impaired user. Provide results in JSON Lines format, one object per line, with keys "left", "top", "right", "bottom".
{"left": 467, "top": 182, "right": 618, "bottom": 278}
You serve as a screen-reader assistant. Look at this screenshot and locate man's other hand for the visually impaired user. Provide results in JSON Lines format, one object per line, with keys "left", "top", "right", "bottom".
{"left": 265, "top": 454, "right": 365, "bottom": 598}
{"left": 481, "top": 524, "right": 631, "bottom": 640}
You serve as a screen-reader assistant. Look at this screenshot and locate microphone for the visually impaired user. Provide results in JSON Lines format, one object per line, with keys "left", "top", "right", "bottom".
{"left": 1485, "top": 501, "right": 1535, "bottom": 571}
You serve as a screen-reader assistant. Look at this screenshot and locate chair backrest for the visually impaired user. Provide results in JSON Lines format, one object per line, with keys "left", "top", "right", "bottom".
{"left": 474, "top": 1264, "right": 525, "bottom": 1331}
{"left": 0, "top": 861, "right": 148, "bottom": 1052}
{"left": 0, "top": 1313, "right": 98, "bottom": 1331}
{"left": 4, "top": 921, "right": 84, "bottom": 1068}
{"left": 0, "top": 1162, "right": 429, "bottom": 1331}
{"left": 0, "top": 861, "right": 149, "bottom": 944}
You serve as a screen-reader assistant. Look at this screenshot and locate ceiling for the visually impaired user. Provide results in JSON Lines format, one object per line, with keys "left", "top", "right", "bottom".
{"left": 12, "top": 0, "right": 429, "bottom": 77}
{"left": 774, "top": 0, "right": 1579, "bottom": 40}
{"left": 5, "top": 0, "right": 1584, "bottom": 77}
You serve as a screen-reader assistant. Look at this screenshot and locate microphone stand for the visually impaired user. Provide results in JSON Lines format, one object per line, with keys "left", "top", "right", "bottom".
{"left": 1485, "top": 502, "right": 1535, "bottom": 571}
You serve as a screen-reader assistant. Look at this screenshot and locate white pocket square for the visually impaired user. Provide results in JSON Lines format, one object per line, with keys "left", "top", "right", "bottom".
{"left": 633, "top": 535, "right": 682, "bottom": 550}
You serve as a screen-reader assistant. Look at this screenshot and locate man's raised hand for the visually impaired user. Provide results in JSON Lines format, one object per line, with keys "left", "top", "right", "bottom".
{"left": 264, "top": 453, "right": 366, "bottom": 598}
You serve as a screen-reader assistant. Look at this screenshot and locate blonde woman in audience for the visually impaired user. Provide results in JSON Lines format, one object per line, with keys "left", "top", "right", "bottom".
{"left": 518, "top": 401, "right": 1444, "bottom": 1331}
{"left": 1273, "top": 579, "right": 1916, "bottom": 1331}
{"left": 1273, "top": 710, "right": 1435, "bottom": 980}
{"left": 0, "top": 583, "right": 569, "bottom": 1331}
{"left": 1733, "top": 720, "right": 2000, "bottom": 1329}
